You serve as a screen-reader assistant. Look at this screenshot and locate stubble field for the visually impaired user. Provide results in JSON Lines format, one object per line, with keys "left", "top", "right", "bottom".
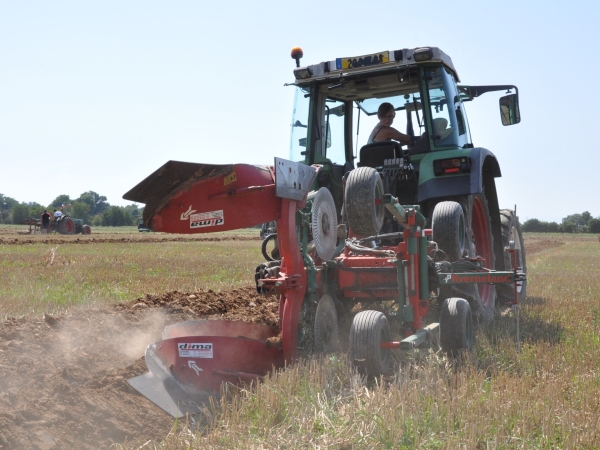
{"left": 0, "top": 226, "right": 599, "bottom": 449}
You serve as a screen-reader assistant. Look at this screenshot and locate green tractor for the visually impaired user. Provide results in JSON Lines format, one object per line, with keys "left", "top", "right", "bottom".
{"left": 287, "top": 46, "right": 526, "bottom": 321}
{"left": 50, "top": 215, "right": 91, "bottom": 235}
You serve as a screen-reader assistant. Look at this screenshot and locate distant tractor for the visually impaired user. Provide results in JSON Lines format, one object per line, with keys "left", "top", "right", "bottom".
{"left": 50, "top": 215, "right": 91, "bottom": 235}
{"left": 137, "top": 218, "right": 151, "bottom": 232}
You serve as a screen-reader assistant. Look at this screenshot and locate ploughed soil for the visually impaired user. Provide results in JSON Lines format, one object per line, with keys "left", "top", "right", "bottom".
{"left": 0, "top": 233, "right": 567, "bottom": 449}
{"left": 0, "top": 234, "right": 259, "bottom": 246}
{"left": 524, "top": 236, "right": 566, "bottom": 255}
{"left": 0, "top": 287, "right": 277, "bottom": 450}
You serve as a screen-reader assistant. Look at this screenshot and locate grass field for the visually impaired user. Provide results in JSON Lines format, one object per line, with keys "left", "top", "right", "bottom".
{"left": 2, "top": 230, "right": 600, "bottom": 448}
{"left": 0, "top": 225, "right": 261, "bottom": 320}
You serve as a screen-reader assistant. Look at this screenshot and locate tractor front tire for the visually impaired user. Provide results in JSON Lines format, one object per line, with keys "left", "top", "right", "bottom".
{"left": 345, "top": 167, "right": 384, "bottom": 238}
{"left": 432, "top": 201, "right": 466, "bottom": 262}
{"left": 497, "top": 209, "right": 527, "bottom": 304}
{"left": 349, "top": 310, "right": 391, "bottom": 377}
{"left": 82, "top": 224, "right": 91, "bottom": 235}
{"left": 314, "top": 294, "right": 339, "bottom": 354}
{"left": 440, "top": 297, "right": 473, "bottom": 356}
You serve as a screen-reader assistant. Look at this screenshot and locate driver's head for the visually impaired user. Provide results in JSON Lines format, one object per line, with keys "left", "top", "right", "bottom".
{"left": 377, "top": 102, "right": 395, "bottom": 119}
{"left": 377, "top": 102, "right": 396, "bottom": 126}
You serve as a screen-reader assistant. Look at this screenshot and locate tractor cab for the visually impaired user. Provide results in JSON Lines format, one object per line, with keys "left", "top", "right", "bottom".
{"left": 288, "top": 47, "right": 520, "bottom": 219}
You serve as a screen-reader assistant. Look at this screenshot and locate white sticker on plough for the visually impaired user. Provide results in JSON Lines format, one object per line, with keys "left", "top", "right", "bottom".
{"left": 190, "top": 210, "right": 224, "bottom": 228}
{"left": 178, "top": 343, "right": 214, "bottom": 358}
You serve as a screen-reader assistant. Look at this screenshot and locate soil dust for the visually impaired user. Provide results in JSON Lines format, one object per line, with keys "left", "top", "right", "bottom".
{"left": 0, "top": 287, "right": 277, "bottom": 449}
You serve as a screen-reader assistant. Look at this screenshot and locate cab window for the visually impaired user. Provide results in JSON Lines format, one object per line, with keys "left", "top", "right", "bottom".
{"left": 289, "top": 87, "right": 311, "bottom": 162}
{"left": 323, "top": 99, "right": 346, "bottom": 164}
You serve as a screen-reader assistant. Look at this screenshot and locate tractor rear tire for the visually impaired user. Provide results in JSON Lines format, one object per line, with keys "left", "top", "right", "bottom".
{"left": 345, "top": 167, "right": 384, "bottom": 238}
{"left": 314, "top": 294, "right": 339, "bottom": 354}
{"left": 440, "top": 297, "right": 473, "bottom": 356}
{"left": 432, "top": 201, "right": 466, "bottom": 262}
{"left": 58, "top": 217, "right": 75, "bottom": 235}
{"left": 466, "top": 193, "right": 496, "bottom": 321}
{"left": 349, "top": 310, "right": 391, "bottom": 377}
{"left": 261, "top": 233, "right": 279, "bottom": 262}
{"left": 82, "top": 224, "right": 91, "bottom": 235}
{"left": 497, "top": 210, "right": 527, "bottom": 304}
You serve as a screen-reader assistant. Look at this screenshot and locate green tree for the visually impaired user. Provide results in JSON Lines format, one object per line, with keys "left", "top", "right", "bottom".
{"left": 581, "top": 211, "right": 592, "bottom": 226}
{"left": 76, "top": 191, "right": 109, "bottom": 215}
{"left": 562, "top": 212, "right": 592, "bottom": 232}
{"left": 124, "top": 203, "right": 141, "bottom": 218}
{"left": 28, "top": 202, "right": 45, "bottom": 219}
{"left": 522, "top": 219, "right": 541, "bottom": 232}
{"left": 11, "top": 203, "right": 30, "bottom": 224}
{"left": 100, "top": 206, "right": 134, "bottom": 226}
{"left": 523, "top": 219, "right": 562, "bottom": 233}
{"left": 560, "top": 223, "right": 575, "bottom": 233}
{"left": 589, "top": 218, "right": 600, "bottom": 234}
{"left": 0, "top": 194, "right": 18, "bottom": 223}
{"left": 71, "top": 202, "right": 91, "bottom": 223}
{"left": 50, "top": 195, "right": 72, "bottom": 211}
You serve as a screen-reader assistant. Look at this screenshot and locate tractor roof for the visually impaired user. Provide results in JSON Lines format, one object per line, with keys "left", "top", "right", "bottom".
{"left": 291, "top": 47, "right": 459, "bottom": 86}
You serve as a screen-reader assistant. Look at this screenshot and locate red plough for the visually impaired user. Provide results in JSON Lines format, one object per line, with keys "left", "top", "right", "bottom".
{"left": 124, "top": 158, "right": 525, "bottom": 417}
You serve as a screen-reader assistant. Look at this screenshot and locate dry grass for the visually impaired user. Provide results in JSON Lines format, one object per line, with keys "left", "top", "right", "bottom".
{"left": 117, "top": 234, "right": 600, "bottom": 449}
{"left": 0, "top": 237, "right": 261, "bottom": 319}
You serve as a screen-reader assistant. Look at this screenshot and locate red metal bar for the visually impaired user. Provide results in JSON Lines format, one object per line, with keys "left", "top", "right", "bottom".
{"left": 277, "top": 198, "right": 307, "bottom": 363}
{"left": 510, "top": 248, "right": 519, "bottom": 305}
{"left": 380, "top": 341, "right": 401, "bottom": 349}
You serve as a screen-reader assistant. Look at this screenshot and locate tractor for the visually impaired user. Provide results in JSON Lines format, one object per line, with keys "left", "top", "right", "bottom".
{"left": 49, "top": 215, "right": 91, "bottom": 235}
{"left": 122, "top": 46, "right": 526, "bottom": 417}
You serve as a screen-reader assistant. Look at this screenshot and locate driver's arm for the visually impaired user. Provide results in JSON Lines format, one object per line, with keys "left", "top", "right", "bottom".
{"left": 377, "top": 126, "right": 411, "bottom": 145}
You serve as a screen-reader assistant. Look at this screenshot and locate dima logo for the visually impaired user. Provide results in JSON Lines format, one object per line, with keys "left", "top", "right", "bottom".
{"left": 178, "top": 343, "right": 213, "bottom": 350}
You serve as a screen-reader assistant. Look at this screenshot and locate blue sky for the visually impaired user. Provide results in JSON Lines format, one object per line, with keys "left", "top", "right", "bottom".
{"left": 1, "top": 0, "right": 598, "bottom": 222}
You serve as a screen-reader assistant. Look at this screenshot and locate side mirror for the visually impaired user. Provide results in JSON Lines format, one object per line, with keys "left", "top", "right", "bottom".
{"left": 500, "top": 94, "right": 520, "bottom": 126}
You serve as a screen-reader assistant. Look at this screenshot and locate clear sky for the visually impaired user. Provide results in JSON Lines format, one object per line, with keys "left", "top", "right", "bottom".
{"left": 1, "top": 0, "right": 598, "bottom": 222}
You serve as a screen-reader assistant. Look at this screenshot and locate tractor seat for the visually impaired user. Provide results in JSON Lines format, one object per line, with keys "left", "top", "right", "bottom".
{"left": 432, "top": 117, "right": 453, "bottom": 139}
{"left": 358, "top": 141, "right": 405, "bottom": 168}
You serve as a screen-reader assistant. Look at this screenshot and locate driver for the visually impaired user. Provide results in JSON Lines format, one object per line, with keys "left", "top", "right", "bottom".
{"left": 53, "top": 209, "right": 63, "bottom": 219}
{"left": 367, "top": 102, "right": 411, "bottom": 145}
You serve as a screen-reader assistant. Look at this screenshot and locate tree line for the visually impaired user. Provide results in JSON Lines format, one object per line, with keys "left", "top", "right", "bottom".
{"left": 0, "top": 192, "right": 143, "bottom": 227}
{"left": 523, "top": 211, "right": 600, "bottom": 234}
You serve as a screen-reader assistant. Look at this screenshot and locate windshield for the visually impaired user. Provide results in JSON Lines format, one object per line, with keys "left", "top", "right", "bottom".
{"left": 353, "top": 89, "right": 424, "bottom": 153}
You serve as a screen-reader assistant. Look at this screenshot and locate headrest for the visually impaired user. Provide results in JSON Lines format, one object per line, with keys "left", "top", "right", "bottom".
{"left": 432, "top": 118, "right": 453, "bottom": 139}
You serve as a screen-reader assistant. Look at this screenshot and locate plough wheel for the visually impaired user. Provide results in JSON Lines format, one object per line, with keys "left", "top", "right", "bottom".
{"left": 440, "top": 297, "right": 473, "bottom": 356}
{"left": 261, "top": 233, "right": 279, "bottom": 262}
{"left": 314, "top": 294, "right": 339, "bottom": 354}
{"left": 432, "top": 201, "right": 466, "bottom": 262}
{"left": 349, "top": 310, "right": 390, "bottom": 377}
